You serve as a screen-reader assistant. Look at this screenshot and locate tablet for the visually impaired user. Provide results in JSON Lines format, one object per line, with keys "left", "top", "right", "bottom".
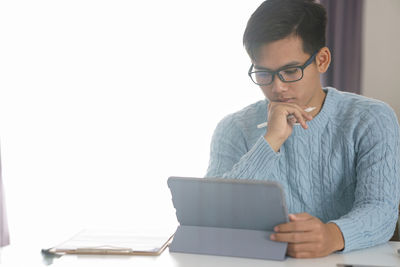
{"left": 167, "top": 176, "right": 289, "bottom": 260}
{"left": 168, "top": 176, "right": 288, "bottom": 230}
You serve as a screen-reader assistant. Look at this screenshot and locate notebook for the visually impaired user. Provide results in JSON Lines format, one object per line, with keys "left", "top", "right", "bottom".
{"left": 46, "top": 228, "right": 174, "bottom": 256}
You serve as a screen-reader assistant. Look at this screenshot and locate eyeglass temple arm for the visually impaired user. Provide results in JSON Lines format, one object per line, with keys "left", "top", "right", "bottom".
{"left": 248, "top": 64, "right": 254, "bottom": 75}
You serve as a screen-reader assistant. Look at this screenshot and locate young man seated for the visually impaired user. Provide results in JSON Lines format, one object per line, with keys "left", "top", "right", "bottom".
{"left": 205, "top": 0, "right": 400, "bottom": 258}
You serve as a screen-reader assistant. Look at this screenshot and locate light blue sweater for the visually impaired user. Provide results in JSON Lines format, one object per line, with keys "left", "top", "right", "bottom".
{"left": 205, "top": 87, "right": 400, "bottom": 252}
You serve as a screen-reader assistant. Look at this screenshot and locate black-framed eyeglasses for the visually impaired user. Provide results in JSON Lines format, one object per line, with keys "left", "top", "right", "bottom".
{"left": 248, "top": 51, "right": 318, "bottom": 86}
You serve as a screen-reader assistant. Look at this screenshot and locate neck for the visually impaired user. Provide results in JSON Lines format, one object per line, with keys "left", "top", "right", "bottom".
{"left": 307, "top": 86, "right": 327, "bottom": 118}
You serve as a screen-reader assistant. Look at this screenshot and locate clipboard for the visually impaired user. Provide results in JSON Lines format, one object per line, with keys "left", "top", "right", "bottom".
{"left": 167, "top": 177, "right": 289, "bottom": 261}
{"left": 44, "top": 228, "right": 175, "bottom": 256}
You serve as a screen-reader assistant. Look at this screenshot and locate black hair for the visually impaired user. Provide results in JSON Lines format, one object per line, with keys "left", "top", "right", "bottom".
{"left": 243, "top": 0, "right": 327, "bottom": 60}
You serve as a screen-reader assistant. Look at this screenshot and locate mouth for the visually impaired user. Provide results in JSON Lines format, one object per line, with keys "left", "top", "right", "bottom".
{"left": 278, "top": 98, "right": 296, "bottom": 103}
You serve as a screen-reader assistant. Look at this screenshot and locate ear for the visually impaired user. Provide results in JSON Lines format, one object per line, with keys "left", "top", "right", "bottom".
{"left": 315, "top": 47, "right": 331, "bottom": 73}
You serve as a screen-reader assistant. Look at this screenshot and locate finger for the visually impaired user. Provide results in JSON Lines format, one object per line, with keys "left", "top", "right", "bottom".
{"left": 288, "top": 117, "right": 297, "bottom": 128}
{"left": 287, "top": 250, "right": 315, "bottom": 259}
{"left": 294, "top": 107, "right": 314, "bottom": 124}
{"left": 288, "top": 109, "right": 309, "bottom": 129}
{"left": 274, "top": 220, "right": 316, "bottom": 233}
{"left": 287, "top": 242, "right": 319, "bottom": 254}
{"left": 269, "top": 103, "right": 312, "bottom": 128}
{"left": 288, "top": 116, "right": 297, "bottom": 125}
{"left": 270, "top": 232, "right": 321, "bottom": 243}
{"left": 274, "top": 213, "right": 313, "bottom": 231}
{"left": 287, "top": 243, "right": 330, "bottom": 258}
{"left": 289, "top": 213, "right": 313, "bottom": 221}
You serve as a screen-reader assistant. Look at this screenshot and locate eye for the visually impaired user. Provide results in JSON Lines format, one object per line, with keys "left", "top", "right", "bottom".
{"left": 282, "top": 68, "right": 299, "bottom": 75}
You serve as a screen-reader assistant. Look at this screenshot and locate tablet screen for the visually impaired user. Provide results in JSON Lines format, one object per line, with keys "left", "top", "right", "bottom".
{"left": 168, "top": 177, "right": 288, "bottom": 230}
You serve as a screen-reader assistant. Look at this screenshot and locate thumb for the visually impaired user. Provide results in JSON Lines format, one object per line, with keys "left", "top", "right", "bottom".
{"left": 289, "top": 213, "right": 312, "bottom": 221}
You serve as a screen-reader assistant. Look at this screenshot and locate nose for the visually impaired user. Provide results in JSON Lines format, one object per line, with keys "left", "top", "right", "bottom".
{"left": 271, "top": 74, "right": 289, "bottom": 93}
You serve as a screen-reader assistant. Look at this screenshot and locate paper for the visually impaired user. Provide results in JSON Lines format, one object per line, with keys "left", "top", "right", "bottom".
{"left": 50, "top": 228, "right": 175, "bottom": 255}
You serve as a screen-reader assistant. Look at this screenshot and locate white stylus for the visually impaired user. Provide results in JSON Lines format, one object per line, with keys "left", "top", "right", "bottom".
{"left": 257, "top": 106, "right": 316, "bottom": 129}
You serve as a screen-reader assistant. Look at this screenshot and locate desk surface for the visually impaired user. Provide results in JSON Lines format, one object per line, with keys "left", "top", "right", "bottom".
{"left": 1, "top": 241, "right": 399, "bottom": 266}
{"left": 44, "top": 241, "right": 400, "bottom": 267}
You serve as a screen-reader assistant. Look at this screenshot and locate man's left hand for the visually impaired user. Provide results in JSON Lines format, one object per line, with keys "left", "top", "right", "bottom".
{"left": 270, "top": 213, "right": 345, "bottom": 258}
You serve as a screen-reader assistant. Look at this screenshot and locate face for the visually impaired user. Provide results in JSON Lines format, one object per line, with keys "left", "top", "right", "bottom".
{"left": 253, "top": 35, "right": 327, "bottom": 108}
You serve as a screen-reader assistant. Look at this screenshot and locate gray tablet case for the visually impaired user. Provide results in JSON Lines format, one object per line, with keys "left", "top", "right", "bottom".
{"left": 167, "top": 177, "right": 289, "bottom": 261}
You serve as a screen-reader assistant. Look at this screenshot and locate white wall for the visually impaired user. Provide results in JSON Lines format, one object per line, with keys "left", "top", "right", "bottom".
{"left": 362, "top": 0, "right": 400, "bottom": 120}
{"left": 0, "top": 0, "right": 264, "bottom": 265}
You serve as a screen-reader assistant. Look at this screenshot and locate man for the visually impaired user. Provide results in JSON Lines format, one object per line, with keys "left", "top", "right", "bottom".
{"left": 205, "top": 0, "right": 400, "bottom": 258}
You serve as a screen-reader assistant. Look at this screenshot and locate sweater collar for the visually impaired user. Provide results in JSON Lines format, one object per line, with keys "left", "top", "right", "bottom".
{"left": 291, "top": 87, "right": 339, "bottom": 136}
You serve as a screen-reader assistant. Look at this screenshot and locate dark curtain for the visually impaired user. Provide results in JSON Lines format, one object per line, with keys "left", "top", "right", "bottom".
{"left": 319, "top": 0, "right": 364, "bottom": 94}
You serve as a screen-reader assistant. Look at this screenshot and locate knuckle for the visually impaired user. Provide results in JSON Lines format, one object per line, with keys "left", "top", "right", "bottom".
{"left": 274, "top": 233, "right": 282, "bottom": 241}
{"left": 292, "top": 233, "right": 300, "bottom": 242}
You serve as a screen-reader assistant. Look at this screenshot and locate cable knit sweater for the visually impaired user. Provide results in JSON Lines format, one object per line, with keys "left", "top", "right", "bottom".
{"left": 205, "top": 87, "right": 400, "bottom": 252}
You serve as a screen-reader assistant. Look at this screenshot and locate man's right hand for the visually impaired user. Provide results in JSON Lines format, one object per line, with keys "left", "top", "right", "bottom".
{"left": 264, "top": 102, "right": 313, "bottom": 152}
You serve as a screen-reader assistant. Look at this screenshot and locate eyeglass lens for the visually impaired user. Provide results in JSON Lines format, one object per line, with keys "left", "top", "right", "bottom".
{"left": 251, "top": 67, "right": 303, "bottom": 85}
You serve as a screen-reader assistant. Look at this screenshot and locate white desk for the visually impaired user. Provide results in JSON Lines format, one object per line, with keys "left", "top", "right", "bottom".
{"left": 44, "top": 242, "right": 400, "bottom": 267}
{"left": 1, "top": 241, "right": 399, "bottom": 266}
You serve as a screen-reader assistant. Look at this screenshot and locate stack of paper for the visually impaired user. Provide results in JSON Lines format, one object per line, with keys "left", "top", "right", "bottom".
{"left": 48, "top": 228, "right": 175, "bottom": 256}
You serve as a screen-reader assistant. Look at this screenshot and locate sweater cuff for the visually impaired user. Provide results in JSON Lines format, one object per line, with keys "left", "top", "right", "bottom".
{"left": 233, "top": 136, "right": 281, "bottom": 179}
{"left": 329, "top": 218, "right": 361, "bottom": 253}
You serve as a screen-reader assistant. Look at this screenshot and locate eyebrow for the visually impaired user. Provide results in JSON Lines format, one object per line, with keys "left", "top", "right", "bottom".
{"left": 253, "top": 61, "right": 301, "bottom": 71}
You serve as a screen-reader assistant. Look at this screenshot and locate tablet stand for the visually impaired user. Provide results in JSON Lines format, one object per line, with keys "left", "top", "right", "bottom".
{"left": 169, "top": 225, "right": 287, "bottom": 260}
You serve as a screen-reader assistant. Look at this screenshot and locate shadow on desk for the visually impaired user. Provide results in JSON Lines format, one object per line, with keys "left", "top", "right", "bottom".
{"left": 42, "top": 250, "right": 135, "bottom": 265}
{"left": 169, "top": 251, "right": 276, "bottom": 267}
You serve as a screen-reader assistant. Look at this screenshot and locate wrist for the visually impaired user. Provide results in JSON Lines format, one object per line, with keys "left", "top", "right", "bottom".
{"left": 327, "top": 223, "right": 345, "bottom": 252}
{"left": 264, "top": 133, "right": 285, "bottom": 152}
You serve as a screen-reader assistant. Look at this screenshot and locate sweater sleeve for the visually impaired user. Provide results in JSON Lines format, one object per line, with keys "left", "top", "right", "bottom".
{"left": 204, "top": 114, "right": 281, "bottom": 180}
{"left": 330, "top": 104, "right": 400, "bottom": 252}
